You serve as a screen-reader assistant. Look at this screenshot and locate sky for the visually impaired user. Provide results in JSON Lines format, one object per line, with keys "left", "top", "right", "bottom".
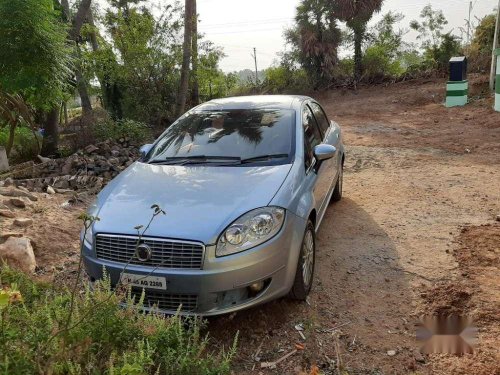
{"left": 196, "top": 0, "right": 499, "bottom": 72}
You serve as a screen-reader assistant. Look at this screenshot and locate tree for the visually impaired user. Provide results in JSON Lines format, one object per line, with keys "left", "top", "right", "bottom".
{"left": 176, "top": 0, "right": 194, "bottom": 117}
{"left": 410, "top": 5, "right": 448, "bottom": 49}
{"left": 410, "top": 5, "right": 460, "bottom": 72}
{"left": 0, "top": 0, "right": 73, "bottom": 156}
{"left": 331, "top": 0, "right": 384, "bottom": 82}
{"left": 285, "top": 0, "right": 341, "bottom": 89}
{"left": 98, "top": 1, "right": 184, "bottom": 124}
{"left": 362, "top": 12, "right": 409, "bottom": 80}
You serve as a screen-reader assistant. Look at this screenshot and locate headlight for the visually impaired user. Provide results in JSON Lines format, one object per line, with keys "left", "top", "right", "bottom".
{"left": 81, "top": 199, "right": 99, "bottom": 246}
{"left": 216, "top": 207, "right": 285, "bottom": 257}
{"left": 82, "top": 225, "right": 94, "bottom": 246}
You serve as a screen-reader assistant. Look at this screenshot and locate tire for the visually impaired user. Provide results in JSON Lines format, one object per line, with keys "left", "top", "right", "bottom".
{"left": 331, "top": 163, "right": 343, "bottom": 203}
{"left": 289, "top": 221, "right": 316, "bottom": 300}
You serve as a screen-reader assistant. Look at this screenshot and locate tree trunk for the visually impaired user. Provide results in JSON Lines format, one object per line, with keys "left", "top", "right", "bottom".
{"left": 176, "top": 0, "right": 194, "bottom": 118}
{"left": 70, "top": 0, "right": 92, "bottom": 40}
{"left": 63, "top": 101, "right": 68, "bottom": 126}
{"left": 61, "top": 0, "right": 71, "bottom": 22}
{"left": 87, "top": 9, "right": 99, "bottom": 52}
{"left": 41, "top": 107, "right": 59, "bottom": 157}
{"left": 76, "top": 68, "right": 92, "bottom": 114}
{"left": 353, "top": 24, "right": 364, "bottom": 83}
{"left": 191, "top": 0, "right": 199, "bottom": 106}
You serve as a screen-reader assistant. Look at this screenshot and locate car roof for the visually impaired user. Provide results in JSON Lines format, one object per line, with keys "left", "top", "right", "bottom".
{"left": 195, "top": 95, "right": 312, "bottom": 111}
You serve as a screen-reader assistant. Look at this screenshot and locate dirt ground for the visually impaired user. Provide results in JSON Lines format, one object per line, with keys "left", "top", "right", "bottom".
{"left": 1, "top": 75, "right": 499, "bottom": 374}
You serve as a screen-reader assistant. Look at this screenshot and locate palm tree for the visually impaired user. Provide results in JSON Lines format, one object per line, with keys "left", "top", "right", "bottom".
{"left": 286, "top": 0, "right": 341, "bottom": 89}
{"left": 331, "top": 0, "right": 384, "bottom": 82}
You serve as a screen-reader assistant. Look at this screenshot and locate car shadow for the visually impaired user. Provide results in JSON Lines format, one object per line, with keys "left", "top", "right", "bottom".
{"left": 206, "top": 197, "right": 416, "bottom": 373}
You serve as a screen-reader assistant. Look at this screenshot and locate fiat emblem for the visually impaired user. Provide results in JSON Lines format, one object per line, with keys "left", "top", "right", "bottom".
{"left": 135, "top": 243, "right": 152, "bottom": 262}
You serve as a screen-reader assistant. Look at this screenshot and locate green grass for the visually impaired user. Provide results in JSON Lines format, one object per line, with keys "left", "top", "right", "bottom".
{"left": 0, "top": 266, "right": 237, "bottom": 375}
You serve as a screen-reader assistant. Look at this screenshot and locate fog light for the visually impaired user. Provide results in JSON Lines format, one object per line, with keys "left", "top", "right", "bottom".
{"left": 248, "top": 281, "right": 264, "bottom": 293}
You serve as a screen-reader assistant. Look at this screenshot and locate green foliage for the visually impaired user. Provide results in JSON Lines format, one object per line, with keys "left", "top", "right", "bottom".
{"left": 0, "top": 0, "right": 73, "bottom": 110}
{"left": 362, "top": 45, "right": 404, "bottom": 81}
{"left": 197, "top": 42, "right": 235, "bottom": 101}
{"left": 93, "top": 119, "right": 152, "bottom": 144}
{"left": 0, "top": 266, "right": 237, "bottom": 375}
{"left": 410, "top": 5, "right": 461, "bottom": 73}
{"left": 361, "top": 12, "right": 408, "bottom": 81}
{"left": 262, "top": 65, "right": 310, "bottom": 94}
{"left": 424, "top": 33, "right": 461, "bottom": 72}
{"left": 0, "top": 126, "right": 41, "bottom": 163}
{"left": 410, "top": 5, "right": 448, "bottom": 49}
{"left": 469, "top": 13, "right": 497, "bottom": 72}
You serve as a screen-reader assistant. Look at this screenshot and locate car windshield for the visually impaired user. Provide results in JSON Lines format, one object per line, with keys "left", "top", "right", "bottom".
{"left": 146, "top": 109, "right": 295, "bottom": 165}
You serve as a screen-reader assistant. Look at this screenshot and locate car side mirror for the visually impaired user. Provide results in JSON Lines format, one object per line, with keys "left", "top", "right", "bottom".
{"left": 140, "top": 144, "right": 153, "bottom": 157}
{"left": 314, "top": 144, "right": 336, "bottom": 161}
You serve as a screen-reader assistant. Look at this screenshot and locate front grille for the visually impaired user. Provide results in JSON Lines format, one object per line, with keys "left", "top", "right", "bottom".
{"left": 95, "top": 234, "right": 204, "bottom": 269}
{"left": 131, "top": 288, "right": 198, "bottom": 312}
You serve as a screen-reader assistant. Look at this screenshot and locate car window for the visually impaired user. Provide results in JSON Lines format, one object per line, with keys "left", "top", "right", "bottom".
{"left": 147, "top": 109, "right": 294, "bottom": 164}
{"left": 302, "top": 106, "right": 322, "bottom": 171}
{"left": 309, "top": 102, "right": 330, "bottom": 135}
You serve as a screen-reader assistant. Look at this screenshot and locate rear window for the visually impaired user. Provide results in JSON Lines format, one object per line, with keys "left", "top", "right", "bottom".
{"left": 147, "top": 109, "right": 295, "bottom": 163}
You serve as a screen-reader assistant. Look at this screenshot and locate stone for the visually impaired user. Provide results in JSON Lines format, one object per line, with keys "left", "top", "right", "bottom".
{"left": 53, "top": 179, "right": 69, "bottom": 189}
{"left": 85, "top": 144, "right": 99, "bottom": 154}
{"left": 0, "top": 232, "right": 23, "bottom": 241}
{"left": 0, "top": 237, "right": 36, "bottom": 273}
{"left": 0, "top": 209, "right": 15, "bottom": 218}
{"left": 0, "top": 187, "right": 38, "bottom": 201}
{"left": 46, "top": 186, "right": 56, "bottom": 194}
{"left": 387, "top": 350, "right": 397, "bottom": 357}
{"left": 9, "top": 197, "right": 27, "bottom": 208}
{"left": 413, "top": 350, "right": 425, "bottom": 363}
{"left": 3, "top": 177, "right": 14, "bottom": 187}
{"left": 37, "top": 155, "right": 53, "bottom": 163}
{"left": 14, "top": 218, "right": 33, "bottom": 227}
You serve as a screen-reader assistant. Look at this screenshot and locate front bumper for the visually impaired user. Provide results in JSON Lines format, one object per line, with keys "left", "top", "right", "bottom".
{"left": 82, "top": 213, "right": 306, "bottom": 316}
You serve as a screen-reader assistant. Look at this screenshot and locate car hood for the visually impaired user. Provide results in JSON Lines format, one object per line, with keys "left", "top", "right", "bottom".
{"left": 92, "top": 162, "right": 292, "bottom": 244}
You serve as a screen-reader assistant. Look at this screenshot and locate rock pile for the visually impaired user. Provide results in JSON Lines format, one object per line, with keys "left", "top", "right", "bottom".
{"left": 0, "top": 186, "right": 38, "bottom": 273}
{"left": 2, "top": 140, "right": 140, "bottom": 192}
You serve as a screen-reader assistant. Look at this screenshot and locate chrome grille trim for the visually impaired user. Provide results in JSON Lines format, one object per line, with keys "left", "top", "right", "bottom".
{"left": 130, "top": 288, "right": 198, "bottom": 312}
{"left": 95, "top": 234, "right": 205, "bottom": 269}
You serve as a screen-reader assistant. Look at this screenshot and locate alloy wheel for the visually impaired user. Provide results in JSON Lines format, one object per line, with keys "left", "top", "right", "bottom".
{"left": 302, "top": 229, "right": 315, "bottom": 288}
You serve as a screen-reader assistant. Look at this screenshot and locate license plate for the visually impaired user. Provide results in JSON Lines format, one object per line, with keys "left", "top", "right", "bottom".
{"left": 120, "top": 273, "right": 167, "bottom": 291}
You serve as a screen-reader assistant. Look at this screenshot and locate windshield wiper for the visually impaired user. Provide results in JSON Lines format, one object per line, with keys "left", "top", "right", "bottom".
{"left": 240, "top": 154, "right": 289, "bottom": 164}
{"left": 149, "top": 155, "right": 242, "bottom": 165}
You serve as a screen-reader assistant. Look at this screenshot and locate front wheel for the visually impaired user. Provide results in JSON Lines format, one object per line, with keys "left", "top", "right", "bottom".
{"left": 331, "top": 163, "right": 343, "bottom": 203}
{"left": 289, "top": 221, "right": 316, "bottom": 300}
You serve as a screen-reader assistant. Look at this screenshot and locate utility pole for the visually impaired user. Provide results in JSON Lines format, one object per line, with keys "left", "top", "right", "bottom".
{"left": 252, "top": 47, "right": 259, "bottom": 86}
{"left": 490, "top": 0, "right": 500, "bottom": 90}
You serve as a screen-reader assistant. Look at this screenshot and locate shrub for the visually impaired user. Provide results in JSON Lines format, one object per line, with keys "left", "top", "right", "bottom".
{"left": 93, "top": 118, "right": 152, "bottom": 145}
{"left": 0, "top": 266, "right": 237, "bottom": 374}
{"left": 0, "top": 125, "right": 41, "bottom": 163}
{"left": 263, "top": 66, "right": 311, "bottom": 94}
{"left": 362, "top": 45, "right": 405, "bottom": 82}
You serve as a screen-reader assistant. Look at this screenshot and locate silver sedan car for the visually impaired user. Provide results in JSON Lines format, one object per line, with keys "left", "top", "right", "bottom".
{"left": 81, "top": 95, "right": 344, "bottom": 316}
